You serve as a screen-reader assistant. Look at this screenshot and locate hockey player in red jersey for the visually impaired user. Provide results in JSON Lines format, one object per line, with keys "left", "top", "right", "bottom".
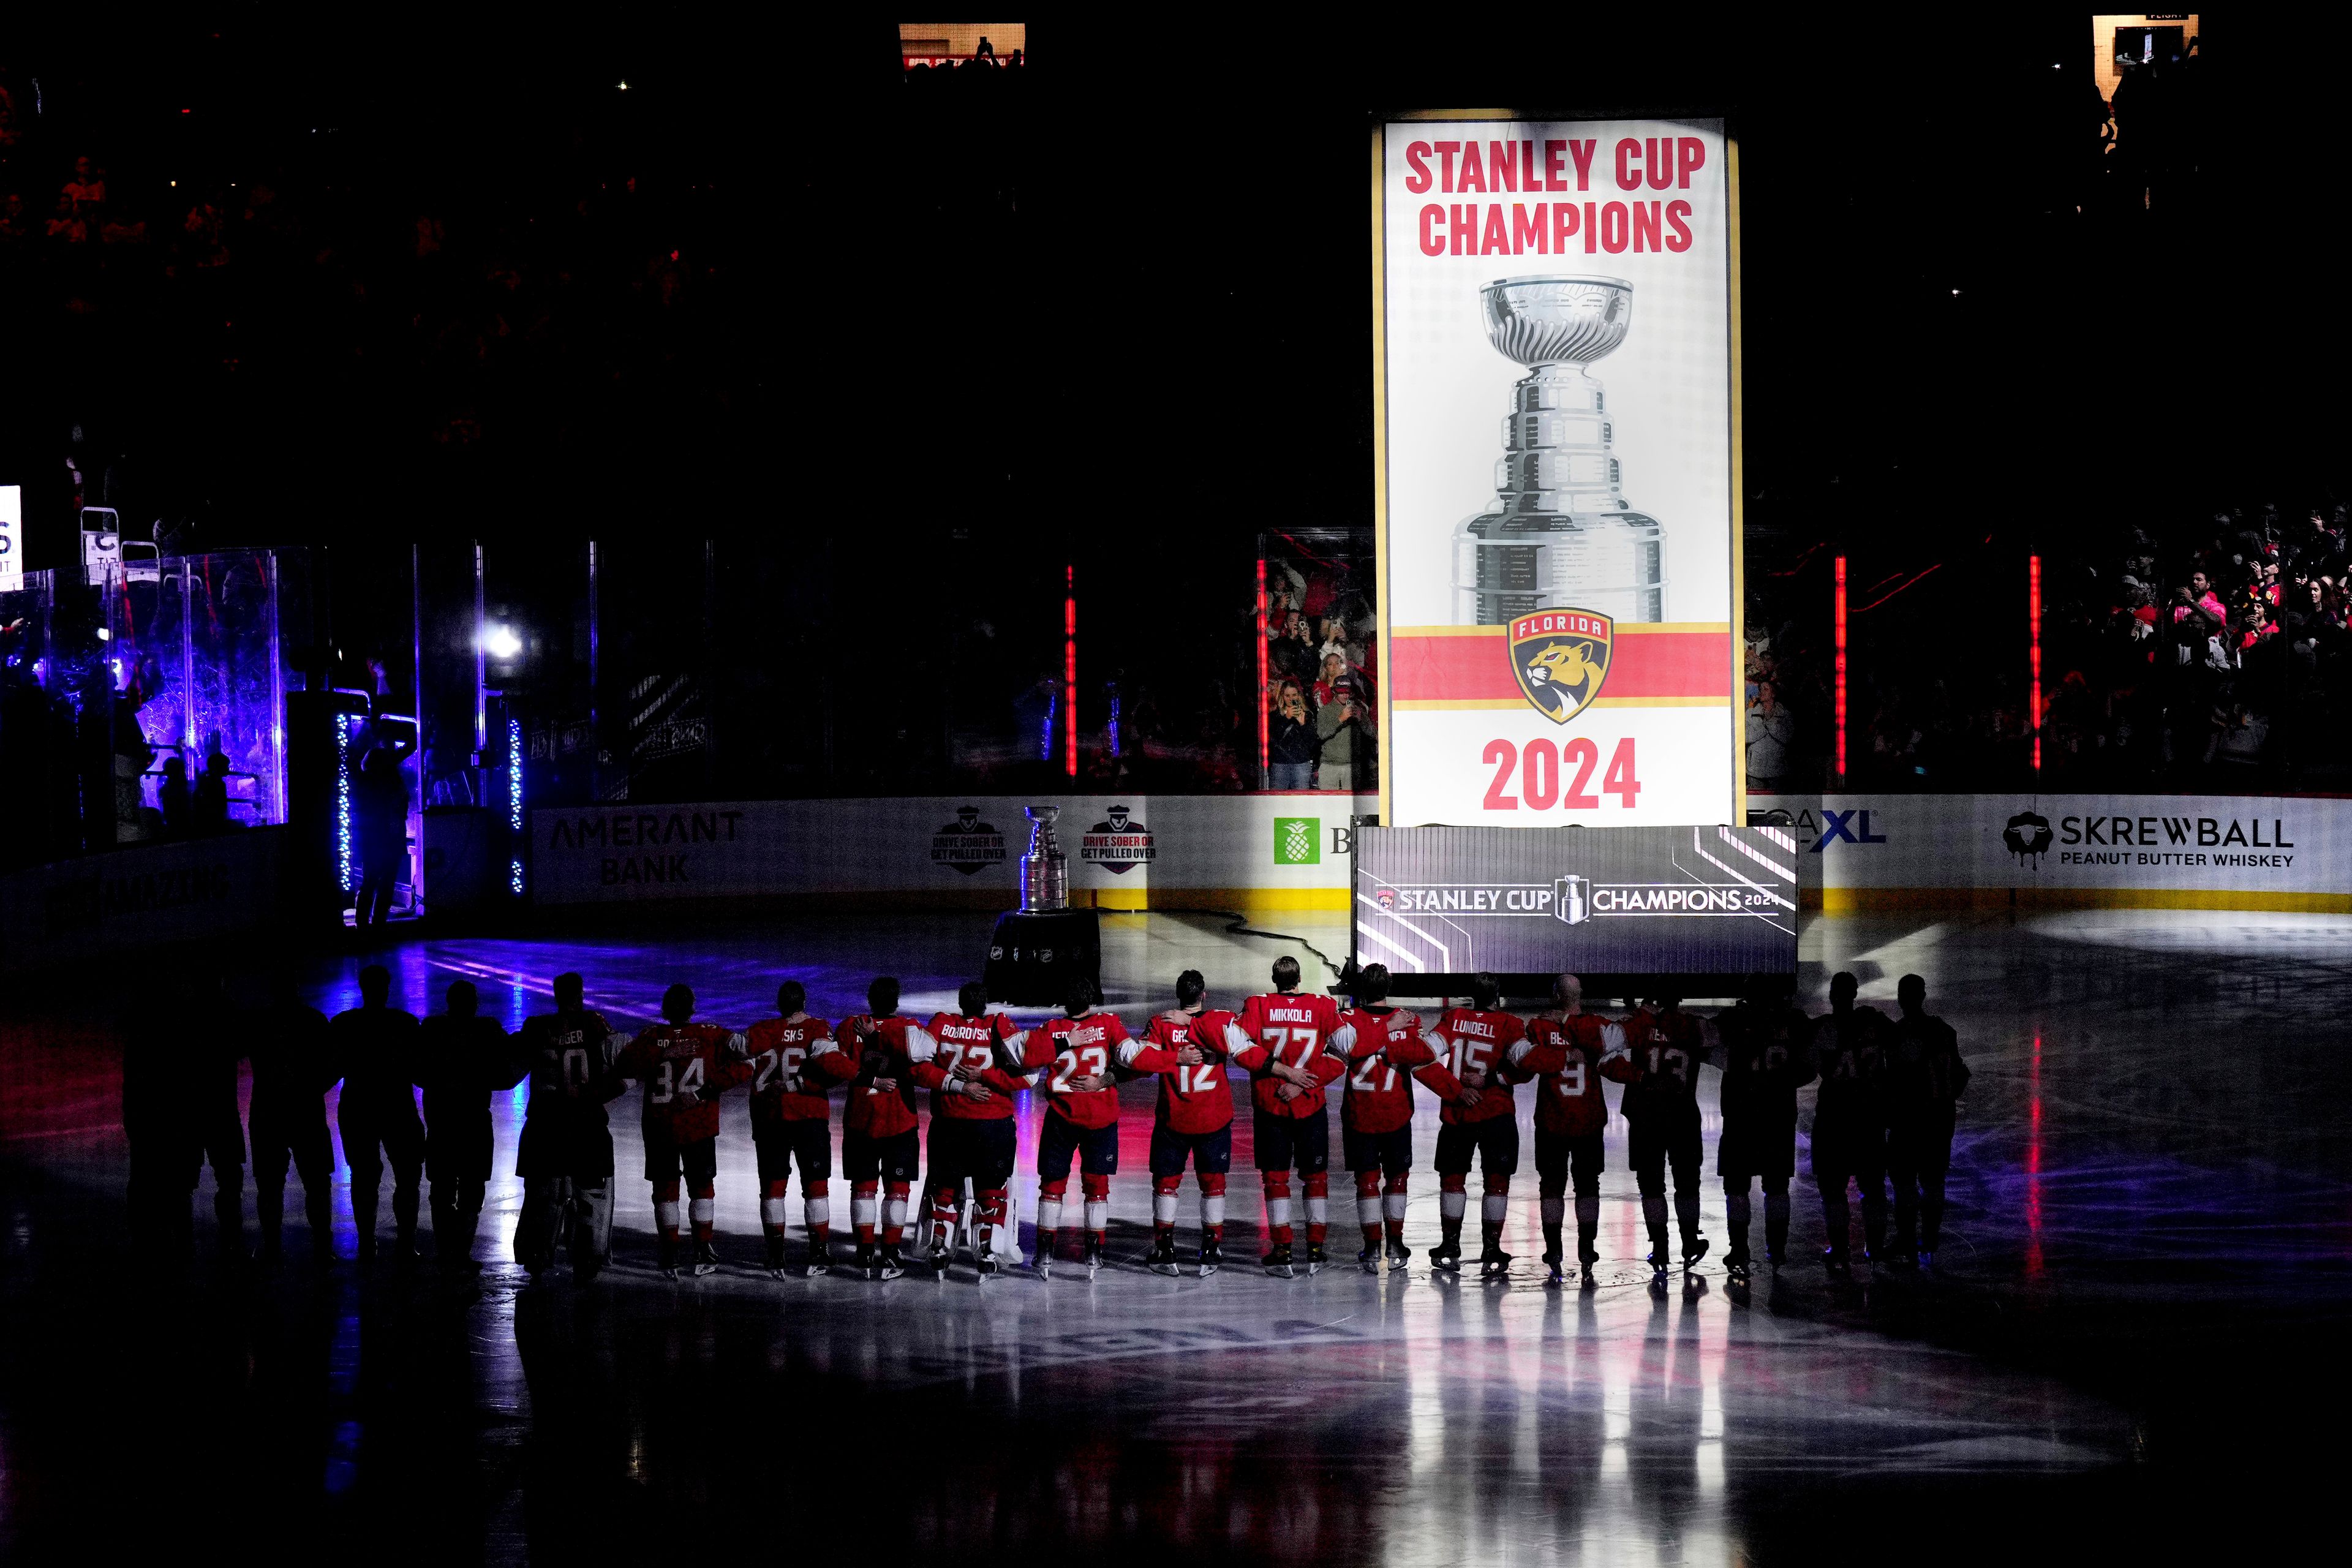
{"left": 1333, "top": 963, "right": 1470, "bottom": 1273}
{"left": 1005, "top": 978, "right": 1129, "bottom": 1278}
{"left": 513, "top": 973, "right": 629, "bottom": 1281}
{"left": 1425, "top": 974, "right": 1532, "bottom": 1279}
{"left": 1118, "top": 969, "right": 1241, "bottom": 1277}
{"left": 917, "top": 981, "right": 1033, "bottom": 1278}
{"left": 1514, "top": 974, "right": 1632, "bottom": 1287}
{"left": 734, "top": 981, "right": 840, "bottom": 1278}
{"left": 1622, "top": 992, "right": 1714, "bottom": 1275}
{"left": 1227, "top": 955, "right": 1354, "bottom": 1276}
{"left": 818, "top": 976, "right": 940, "bottom": 1281}
{"left": 607, "top": 984, "right": 752, "bottom": 1277}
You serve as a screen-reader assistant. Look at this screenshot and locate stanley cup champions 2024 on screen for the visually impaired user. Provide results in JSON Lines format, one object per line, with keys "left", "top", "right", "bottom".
{"left": 1378, "top": 119, "right": 1740, "bottom": 827}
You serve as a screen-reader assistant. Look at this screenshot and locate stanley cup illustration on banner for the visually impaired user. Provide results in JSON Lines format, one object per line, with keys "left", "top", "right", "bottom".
{"left": 1378, "top": 117, "right": 1738, "bottom": 827}
{"left": 1455, "top": 274, "right": 1661, "bottom": 628}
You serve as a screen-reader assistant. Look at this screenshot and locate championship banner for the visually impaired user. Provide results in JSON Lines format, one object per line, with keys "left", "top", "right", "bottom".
{"left": 1373, "top": 116, "right": 1740, "bottom": 828}
{"left": 1354, "top": 824, "right": 1796, "bottom": 981}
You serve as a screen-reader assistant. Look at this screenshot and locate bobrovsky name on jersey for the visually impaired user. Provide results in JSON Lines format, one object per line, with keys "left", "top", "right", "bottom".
{"left": 1371, "top": 878, "right": 1781, "bottom": 924}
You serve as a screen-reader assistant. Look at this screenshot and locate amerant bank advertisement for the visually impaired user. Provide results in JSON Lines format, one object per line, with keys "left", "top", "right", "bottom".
{"left": 1377, "top": 117, "right": 1738, "bottom": 831}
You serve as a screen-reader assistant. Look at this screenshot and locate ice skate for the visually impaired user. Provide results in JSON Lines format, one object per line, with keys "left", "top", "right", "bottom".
{"left": 1263, "top": 1242, "right": 1295, "bottom": 1279}
{"left": 1196, "top": 1238, "right": 1223, "bottom": 1278}
{"left": 1305, "top": 1241, "right": 1326, "bottom": 1276}
{"left": 1147, "top": 1237, "right": 1183, "bottom": 1276}
{"left": 1385, "top": 1237, "right": 1411, "bottom": 1273}
{"left": 1478, "top": 1246, "right": 1512, "bottom": 1281}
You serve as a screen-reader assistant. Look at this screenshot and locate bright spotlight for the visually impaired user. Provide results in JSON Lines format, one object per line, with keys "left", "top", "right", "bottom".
{"left": 484, "top": 625, "right": 522, "bottom": 659}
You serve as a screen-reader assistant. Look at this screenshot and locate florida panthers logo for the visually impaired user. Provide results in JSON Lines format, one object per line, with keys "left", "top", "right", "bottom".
{"left": 1509, "top": 609, "right": 1614, "bottom": 723}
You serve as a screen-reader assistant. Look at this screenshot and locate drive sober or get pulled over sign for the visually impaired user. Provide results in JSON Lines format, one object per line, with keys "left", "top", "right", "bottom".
{"left": 1354, "top": 824, "right": 1796, "bottom": 979}
{"left": 1374, "top": 116, "right": 1741, "bottom": 829}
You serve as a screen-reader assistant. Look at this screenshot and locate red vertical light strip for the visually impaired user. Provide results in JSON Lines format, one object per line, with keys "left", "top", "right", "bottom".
{"left": 2026, "top": 1033, "right": 2045, "bottom": 1279}
{"left": 1255, "top": 559, "right": 1270, "bottom": 785}
{"left": 1833, "top": 556, "right": 1848, "bottom": 782}
{"left": 1063, "top": 564, "right": 1078, "bottom": 778}
{"left": 2029, "top": 554, "right": 2043, "bottom": 774}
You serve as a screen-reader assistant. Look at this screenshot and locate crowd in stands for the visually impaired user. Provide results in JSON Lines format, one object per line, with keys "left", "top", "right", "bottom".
{"left": 1744, "top": 502, "right": 2352, "bottom": 794}
{"left": 1262, "top": 548, "right": 1378, "bottom": 792}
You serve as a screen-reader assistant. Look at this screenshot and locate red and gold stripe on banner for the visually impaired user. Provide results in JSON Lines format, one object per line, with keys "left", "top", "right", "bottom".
{"left": 1390, "top": 622, "right": 1733, "bottom": 710}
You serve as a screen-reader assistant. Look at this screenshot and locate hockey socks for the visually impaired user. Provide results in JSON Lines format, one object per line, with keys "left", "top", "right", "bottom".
{"left": 1674, "top": 1186, "right": 1702, "bottom": 1252}
{"left": 1080, "top": 1173, "right": 1110, "bottom": 1249}
{"left": 882, "top": 1182, "right": 911, "bottom": 1248}
{"left": 690, "top": 1180, "right": 716, "bottom": 1244}
{"left": 805, "top": 1181, "right": 831, "bottom": 1255}
{"left": 1302, "top": 1172, "right": 1329, "bottom": 1249}
{"left": 1765, "top": 1185, "right": 1791, "bottom": 1259}
{"left": 1037, "top": 1178, "right": 1067, "bottom": 1260}
{"left": 1262, "top": 1172, "right": 1294, "bottom": 1246}
{"left": 1155, "top": 1175, "right": 1183, "bottom": 1243}
{"left": 1384, "top": 1175, "right": 1409, "bottom": 1245}
{"left": 1355, "top": 1170, "right": 1384, "bottom": 1253}
{"left": 1438, "top": 1174, "right": 1468, "bottom": 1251}
{"left": 1200, "top": 1172, "right": 1227, "bottom": 1242}
{"left": 654, "top": 1180, "right": 684, "bottom": 1245}
{"left": 852, "top": 1180, "right": 881, "bottom": 1245}
{"left": 1540, "top": 1185, "right": 1565, "bottom": 1261}
{"left": 1642, "top": 1190, "right": 1670, "bottom": 1258}
{"left": 1481, "top": 1174, "right": 1509, "bottom": 1251}
{"left": 1725, "top": 1186, "right": 1752, "bottom": 1257}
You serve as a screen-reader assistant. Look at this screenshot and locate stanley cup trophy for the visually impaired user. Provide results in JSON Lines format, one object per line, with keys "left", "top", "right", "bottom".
{"left": 1019, "top": 805, "right": 1068, "bottom": 913}
{"left": 1453, "top": 274, "right": 1665, "bottom": 625}
{"left": 990, "top": 804, "right": 1098, "bottom": 1005}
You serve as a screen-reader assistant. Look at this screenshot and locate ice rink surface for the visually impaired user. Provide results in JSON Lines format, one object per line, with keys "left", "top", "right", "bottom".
{"left": 6, "top": 904, "right": 2351, "bottom": 1563}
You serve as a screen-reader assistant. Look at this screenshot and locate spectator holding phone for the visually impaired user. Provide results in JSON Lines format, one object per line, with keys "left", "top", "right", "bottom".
{"left": 1268, "top": 679, "right": 1318, "bottom": 790}
{"left": 1317, "top": 676, "right": 1371, "bottom": 791}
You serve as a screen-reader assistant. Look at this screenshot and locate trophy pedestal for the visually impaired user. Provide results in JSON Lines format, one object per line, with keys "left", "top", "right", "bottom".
{"left": 984, "top": 907, "right": 1102, "bottom": 1006}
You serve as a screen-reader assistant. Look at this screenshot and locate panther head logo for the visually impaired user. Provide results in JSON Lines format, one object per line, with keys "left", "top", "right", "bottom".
{"left": 1508, "top": 610, "right": 1614, "bottom": 723}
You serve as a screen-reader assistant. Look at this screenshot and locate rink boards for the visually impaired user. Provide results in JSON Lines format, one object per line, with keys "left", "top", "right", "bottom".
{"left": 527, "top": 791, "right": 2352, "bottom": 918}
{"left": 1750, "top": 792, "right": 2352, "bottom": 913}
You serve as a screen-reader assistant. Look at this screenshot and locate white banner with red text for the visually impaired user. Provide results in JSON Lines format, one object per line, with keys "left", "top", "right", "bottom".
{"left": 1376, "top": 116, "right": 1740, "bottom": 829}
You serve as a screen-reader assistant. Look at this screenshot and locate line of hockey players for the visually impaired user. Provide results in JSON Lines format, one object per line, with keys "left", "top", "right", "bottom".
{"left": 189, "top": 953, "right": 1967, "bottom": 1289}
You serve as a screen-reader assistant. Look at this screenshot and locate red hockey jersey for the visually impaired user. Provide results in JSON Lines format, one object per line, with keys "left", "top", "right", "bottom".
{"left": 1514, "top": 1012, "right": 1629, "bottom": 1137}
{"left": 1119, "top": 1008, "right": 1240, "bottom": 1134}
{"left": 1334, "top": 1005, "right": 1462, "bottom": 1134}
{"left": 921, "top": 1011, "right": 1031, "bottom": 1122}
{"left": 612, "top": 1022, "right": 753, "bottom": 1143}
{"left": 823, "top": 1014, "right": 941, "bottom": 1140}
{"left": 1227, "top": 992, "right": 1352, "bottom": 1120}
{"left": 1424, "top": 1006, "right": 1529, "bottom": 1125}
{"left": 735, "top": 1014, "right": 838, "bottom": 1131}
{"left": 1012, "top": 1011, "right": 1131, "bottom": 1131}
